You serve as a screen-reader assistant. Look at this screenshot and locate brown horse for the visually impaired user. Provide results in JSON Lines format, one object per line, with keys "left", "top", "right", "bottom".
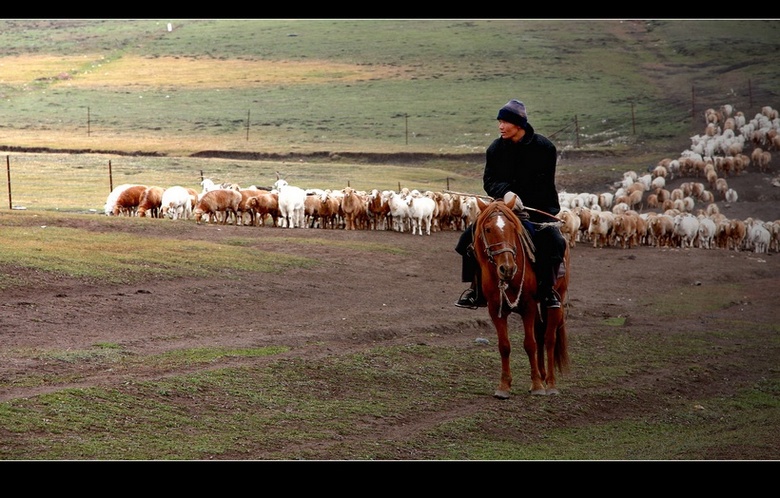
{"left": 473, "top": 197, "right": 570, "bottom": 398}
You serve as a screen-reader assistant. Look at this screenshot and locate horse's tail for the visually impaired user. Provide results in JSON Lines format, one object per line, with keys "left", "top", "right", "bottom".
{"left": 536, "top": 311, "right": 570, "bottom": 374}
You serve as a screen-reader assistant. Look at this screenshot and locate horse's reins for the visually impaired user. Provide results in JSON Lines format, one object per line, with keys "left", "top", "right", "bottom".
{"left": 444, "top": 190, "right": 564, "bottom": 222}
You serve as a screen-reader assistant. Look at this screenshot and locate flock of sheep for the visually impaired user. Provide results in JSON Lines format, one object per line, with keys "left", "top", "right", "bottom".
{"left": 103, "top": 103, "right": 779, "bottom": 253}
{"left": 557, "top": 104, "right": 780, "bottom": 254}
{"left": 103, "top": 176, "right": 476, "bottom": 237}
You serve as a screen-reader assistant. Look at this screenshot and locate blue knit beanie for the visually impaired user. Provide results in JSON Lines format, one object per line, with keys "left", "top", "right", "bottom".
{"left": 496, "top": 99, "right": 528, "bottom": 129}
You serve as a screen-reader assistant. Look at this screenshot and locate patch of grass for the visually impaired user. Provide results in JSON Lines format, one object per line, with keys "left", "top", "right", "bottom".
{"left": 645, "top": 283, "right": 747, "bottom": 317}
{"left": 0, "top": 328, "right": 777, "bottom": 460}
{"left": 0, "top": 219, "right": 316, "bottom": 284}
{"left": 0, "top": 344, "right": 291, "bottom": 393}
{"left": 42, "top": 344, "right": 129, "bottom": 364}
{"left": 258, "top": 236, "right": 407, "bottom": 255}
{"left": 146, "top": 346, "right": 291, "bottom": 368}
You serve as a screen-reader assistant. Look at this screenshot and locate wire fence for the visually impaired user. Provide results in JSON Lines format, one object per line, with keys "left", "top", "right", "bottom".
{"left": 2, "top": 79, "right": 778, "bottom": 212}
{"left": 551, "top": 80, "right": 778, "bottom": 151}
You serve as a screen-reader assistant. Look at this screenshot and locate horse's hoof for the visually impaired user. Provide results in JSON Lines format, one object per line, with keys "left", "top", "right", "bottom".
{"left": 546, "top": 388, "right": 560, "bottom": 395}
{"left": 494, "top": 390, "right": 510, "bottom": 399}
{"left": 530, "top": 388, "right": 547, "bottom": 395}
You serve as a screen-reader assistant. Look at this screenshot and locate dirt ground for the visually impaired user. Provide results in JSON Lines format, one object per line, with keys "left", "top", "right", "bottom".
{"left": 1, "top": 156, "right": 779, "bottom": 460}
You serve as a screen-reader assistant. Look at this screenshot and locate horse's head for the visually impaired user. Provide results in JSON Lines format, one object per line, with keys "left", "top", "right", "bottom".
{"left": 475, "top": 200, "right": 523, "bottom": 283}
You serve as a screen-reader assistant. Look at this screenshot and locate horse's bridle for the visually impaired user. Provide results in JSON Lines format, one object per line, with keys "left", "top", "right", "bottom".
{"left": 480, "top": 210, "right": 518, "bottom": 267}
{"left": 478, "top": 208, "right": 525, "bottom": 317}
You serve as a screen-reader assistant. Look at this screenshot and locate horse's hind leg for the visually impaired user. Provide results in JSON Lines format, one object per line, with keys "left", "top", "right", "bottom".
{"left": 534, "top": 308, "right": 547, "bottom": 386}
{"left": 542, "top": 309, "right": 560, "bottom": 394}
{"left": 543, "top": 307, "right": 567, "bottom": 395}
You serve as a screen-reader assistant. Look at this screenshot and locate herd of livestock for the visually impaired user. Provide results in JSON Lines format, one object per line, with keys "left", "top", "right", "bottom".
{"left": 103, "top": 104, "right": 780, "bottom": 253}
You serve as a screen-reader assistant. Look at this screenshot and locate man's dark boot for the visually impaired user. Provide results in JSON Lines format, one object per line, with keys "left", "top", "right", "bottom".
{"left": 455, "top": 285, "right": 480, "bottom": 309}
{"left": 456, "top": 252, "right": 483, "bottom": 309}
{"left": 541, "top": 289, "right": 561, "bottom": 309}
{"left": 539, "top": 264, "right": 561, "bottom": 309}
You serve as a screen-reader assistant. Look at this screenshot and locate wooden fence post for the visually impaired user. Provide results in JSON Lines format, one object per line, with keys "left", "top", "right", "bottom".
{"left": 6, "top": 155, "right": 11, "bottom": 210}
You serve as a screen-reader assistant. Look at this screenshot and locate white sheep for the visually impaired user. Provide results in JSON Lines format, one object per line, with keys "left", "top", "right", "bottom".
{"left": 161, "top": 186, "right": 194, "bottom": 220}
{"left": 673, "top": 213, "right": 700, "bottom": 249}
{"left": 273, "top": 179, "right": 307, "bottom": 228}
{"left": 696, "top": 216, "right": 717, "bottom": 249}
{"left": 747, "top": 222, "right": 771, "bottom": 253}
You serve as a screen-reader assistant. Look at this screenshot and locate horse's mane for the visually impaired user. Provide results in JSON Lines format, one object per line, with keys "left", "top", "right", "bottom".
{"left": 476, "top": 201, "right": 523, "bottom": 231}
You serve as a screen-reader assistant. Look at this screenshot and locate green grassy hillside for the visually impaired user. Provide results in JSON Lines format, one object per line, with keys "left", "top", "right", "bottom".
{"left": 1, "top": 19, "right": 777, "bottom": 156}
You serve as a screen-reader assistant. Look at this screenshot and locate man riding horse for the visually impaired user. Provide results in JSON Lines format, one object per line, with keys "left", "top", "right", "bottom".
{"left": 455, "top": 98, "right": 567, "bottom": 310}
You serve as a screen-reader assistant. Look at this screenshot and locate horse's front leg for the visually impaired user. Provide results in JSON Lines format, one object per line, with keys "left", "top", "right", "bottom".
{"left": 489, "top": 309, "right": 512, "bottom": 399}
{"left": 522, "top": 311, "right": 546, "bottom": 395}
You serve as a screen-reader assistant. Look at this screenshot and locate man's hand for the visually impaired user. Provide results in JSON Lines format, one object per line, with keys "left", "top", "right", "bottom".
{"left": 503, "top": 191, "right": 524, "bottom": 211}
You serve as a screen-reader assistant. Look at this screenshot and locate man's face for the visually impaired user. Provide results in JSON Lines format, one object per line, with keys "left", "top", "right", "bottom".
{"left": 498, "top": 119, "right": 523, "bottom": 141}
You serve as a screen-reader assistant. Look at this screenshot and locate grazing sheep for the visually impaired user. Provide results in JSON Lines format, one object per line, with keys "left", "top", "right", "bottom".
{"left": 112, "top": 185, "right": 148, "bottom": 217}
{"left": 237, "top": 188, "right": 264, "bottom": 226}
{"left": 137, "top": 186, "right": 164, "bottom": 218}
{"left": 161, "top": 186, "right": 195, "bottom": 220}
{"left": 104, "top": 184, "right": 141, "bottom": 216}
{"left": 193, "top": 189, "right": 242, "bottom": 225}
{"left": 245, "top": 191, "right": 280, "bottom": 227}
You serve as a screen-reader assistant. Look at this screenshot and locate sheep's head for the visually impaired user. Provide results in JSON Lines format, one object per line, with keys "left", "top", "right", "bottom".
{"left": 193, "top": 208, "right": 205, "bottom": 224}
